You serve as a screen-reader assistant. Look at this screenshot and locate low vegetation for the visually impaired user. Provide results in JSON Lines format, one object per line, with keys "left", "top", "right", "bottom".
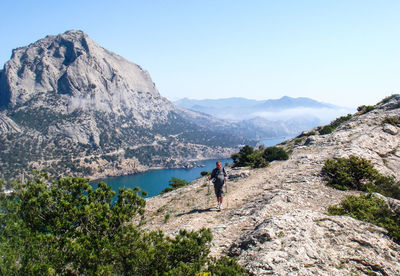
{"left": 296, "top": 131, "right": 316, "bottom": 138}
{"left": 231, "top": 145, "right": 289, "bottom": 168}
{"left": 161, "top": 177, "right": 189, "bottom": 194}
{"left": 357, "top": 105, "right": 376, "bottom": 114}
{"left": 321, "top": 155, "right": 400, "bottom": 199}
{"left": 0, "top": 173, "right": 248, "bottom": 275}
{"left": 318, "top": 114, "right": 352, "bottom": 135}
{"left": 328, "top": 194, "right": 400, "bottom": 243}
{"left": 382, "top": 116, "right": 400, "bottom": 126}
{"left": 323, "top": 155, "right": 400, "bottom": 244}
{"left": 378, "top": 94, "right": 400, "bottom": 105}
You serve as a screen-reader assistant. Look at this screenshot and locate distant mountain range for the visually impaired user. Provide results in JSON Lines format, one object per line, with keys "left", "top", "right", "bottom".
{"left": 174, "top": 96, "right": 355, "bottom": 139}
{"left": 0, "top": 30, "right": 252, "bottom": 181}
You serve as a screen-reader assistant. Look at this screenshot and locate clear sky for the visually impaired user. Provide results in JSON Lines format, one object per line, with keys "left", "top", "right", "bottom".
{"left": 1, "top": 0, "right": 399, "bottom": 108}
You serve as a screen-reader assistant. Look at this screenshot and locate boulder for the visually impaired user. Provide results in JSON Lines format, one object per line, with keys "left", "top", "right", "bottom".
{"left": 383, "top": 123, "right": 398, "bottom": 135}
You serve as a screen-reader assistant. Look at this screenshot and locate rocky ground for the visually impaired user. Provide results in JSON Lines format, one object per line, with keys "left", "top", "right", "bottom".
{"left": 142, "top": 97, "right": 400, "bottom": 275}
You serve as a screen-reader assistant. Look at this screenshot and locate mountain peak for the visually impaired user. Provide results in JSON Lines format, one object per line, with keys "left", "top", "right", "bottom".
{"left": 1, "top": 30, "right": 162, "bottom": 112}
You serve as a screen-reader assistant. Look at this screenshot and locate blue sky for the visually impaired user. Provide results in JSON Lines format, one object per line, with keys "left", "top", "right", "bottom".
{"left": 1, "top": 0, "right": 399, "bottom": 107}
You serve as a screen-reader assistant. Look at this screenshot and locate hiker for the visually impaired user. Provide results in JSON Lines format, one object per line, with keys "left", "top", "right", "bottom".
{"left": 209, "top": 161, "right": 227, "bottom": 209}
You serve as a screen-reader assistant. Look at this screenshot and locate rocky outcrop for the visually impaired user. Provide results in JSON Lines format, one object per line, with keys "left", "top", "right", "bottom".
{"left": 143, "top": 96, "right": 400, "bottom": 276}
{"left": 229, "top": 210, "right": 399, "bottom": 275}
{"left": 0, "top": 30, "right": 250, "bottom": 181}
{"left": 0, "top": 113, "right": 20, "bottom": 133}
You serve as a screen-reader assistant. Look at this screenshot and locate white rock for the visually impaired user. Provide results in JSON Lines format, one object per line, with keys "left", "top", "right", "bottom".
{"left": 383, "top": 123, "right": 398, "bottom": 135}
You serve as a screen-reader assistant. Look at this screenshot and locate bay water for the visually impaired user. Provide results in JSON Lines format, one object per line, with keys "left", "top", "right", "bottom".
{"left": 92, "top": 158, "right": 231, "bottom": 199}
{"left": 93, "top": 137, "right": 292, "bottom": 200}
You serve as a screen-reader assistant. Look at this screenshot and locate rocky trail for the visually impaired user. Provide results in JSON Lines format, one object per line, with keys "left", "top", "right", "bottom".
{"left": 142, "top": 97, "right": 400, "bottom": 275}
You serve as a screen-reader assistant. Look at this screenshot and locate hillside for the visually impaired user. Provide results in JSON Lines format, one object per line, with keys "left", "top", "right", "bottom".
{"left": 142, "top": 96, "right": 400, "bottom": 275}
{"left": 0, "top": 30, "right": 251, "bottom": 181}
{"left": 174, "top": 96, "right": 354, "bottom": 139}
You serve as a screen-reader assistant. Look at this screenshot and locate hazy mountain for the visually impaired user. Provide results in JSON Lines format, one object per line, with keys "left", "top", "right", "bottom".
{"left": 174, "top": 97, "right": 355, "bottom": 138}
{"left": 0, "top": 30, "right": 251, "bottom": 181}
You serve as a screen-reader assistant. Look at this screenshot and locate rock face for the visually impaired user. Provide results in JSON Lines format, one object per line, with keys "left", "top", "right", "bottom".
{"left": 143, "top": 96, "right": 400, "bottom": 276}
{"left": 1, "top": 30, "right": 166, "bottom": 120}
{"left": 229, "top": 210, "right": 398, "bottom": 275}
{"left": 0, "top": 30, "right": 250, "bottom": 181}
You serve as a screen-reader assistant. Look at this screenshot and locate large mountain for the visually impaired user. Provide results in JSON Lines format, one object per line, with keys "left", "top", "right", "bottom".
{"left": 175, "top": 96, "right": 354, "bottom": 139}
{"left": 0, "top": 30, "right": 251, "bottom": 181}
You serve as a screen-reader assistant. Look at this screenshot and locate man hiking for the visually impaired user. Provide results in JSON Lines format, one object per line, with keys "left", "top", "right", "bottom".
{"left": 209, "top": 161, "right": 227, "bottom": 210}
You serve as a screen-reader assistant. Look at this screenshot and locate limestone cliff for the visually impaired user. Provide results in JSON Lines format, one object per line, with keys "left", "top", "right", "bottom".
{"left": 143, "top": 96, "right": 400, "bottom": 275}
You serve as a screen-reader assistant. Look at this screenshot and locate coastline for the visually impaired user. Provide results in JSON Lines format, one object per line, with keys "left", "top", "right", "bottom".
{"left": 88, "top": 155, "right": 233, "bottom": 183}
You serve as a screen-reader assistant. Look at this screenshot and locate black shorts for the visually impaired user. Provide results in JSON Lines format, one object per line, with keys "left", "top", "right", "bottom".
{"left": 214, "top": 184, "right": 224, "bottom": 197}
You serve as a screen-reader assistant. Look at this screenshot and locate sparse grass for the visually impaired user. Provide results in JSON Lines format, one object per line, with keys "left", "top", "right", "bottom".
{"left": 378, "top": 153, "right": 387, "bottom": 158}
{"left": 379, "top": 94, "right": 399, "bottom": 105}
{"left": 297, "top": 131, "right": 316, "bottom": 138}
{"left": 318, "top": 114, "right": 352, "bottom": 135}
{"left": 164, "top": 213, "right": 170, "bottom": 223}
{"left": 357, "top": 105, "right": 375, "bottom": 114}
{"left": 294, "top": 138, "right": 303, "bottom": 145}
{"left": 382, "top": 116, "right": 400, "bottom": 126}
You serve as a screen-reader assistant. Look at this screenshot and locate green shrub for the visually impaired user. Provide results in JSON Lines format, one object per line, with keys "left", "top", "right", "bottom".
{"left": 164, "top": 213, "right": 170, "bottom": 223}
{"left": 294, "top": 138, "right": 303, "bottom": 145}
{"left": 322, "top": 155, "right": 377, "bottom": 191}
{"left": 318, "top": 114, "right": 352, "bottom": 135}
{"left": 374, "top": 175, "right": 400, "bottom": 200}
{"left": 297, "top": 131, "right": 317, "bottom": 138}
{"left": 251, "top": 153, "right": 269, "bottom": 168}
{"left": 262, "top": 146, "right": 289, "bottom": 162}
{"left": 322, "top": 155, "right": 400, "bottom": 199}
{"left": 379, "top": 94, "right": 399, "bottom": 105}
{"left": 382, "top": 116, "right": 400, "bottom": 126}
{"left": 207, "top": 256, "right": 249, "bottom": 275}
{"left": 357, "top": 105, "right": 375, "bottom": 114}
{"left": 231, "top": 145, "right": 255, "bottom": 167}
{"left": 231, "top": 145, "right": 289, "bottom": 168}
{"left": 0, "top": 174, "right": 247, "bottom": 275}
{"left": 161, "top": 177, "right": 189, "bottom": 194}
{"left": 328, "top": 194, "right": 400, "bottom": 243}
{"left": 201, "top": 171, "right": 209, "bottom": 177}
{"left": 319, "top": 125, "right": 334, "bottom": 135}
